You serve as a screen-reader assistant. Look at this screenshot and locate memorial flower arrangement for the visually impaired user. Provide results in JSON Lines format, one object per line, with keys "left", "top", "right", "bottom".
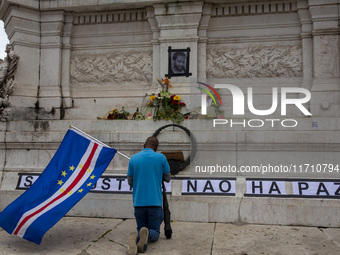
{"left": 98, "top": 77, "right": 187, "bottom": 124}
{"left": 140, "top": 77, "right": 186, "bottom": 124}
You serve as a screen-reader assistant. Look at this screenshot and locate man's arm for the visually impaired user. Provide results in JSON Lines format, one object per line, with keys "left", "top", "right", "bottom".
{"left": 161, "top": 154, "right": 171, "bottom": 182}
{"left": 127, "top": 158, "right": 133, "bottom": 189}
{"left": 163, "top": 172, "right": 171, "bottom": 183}
{"left": 127, "top": 176, "right": 133, "bottom": 188}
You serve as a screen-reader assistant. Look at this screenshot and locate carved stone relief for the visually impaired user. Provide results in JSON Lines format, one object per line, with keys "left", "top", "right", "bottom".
{"left": 206, "top": 45, "right": 302, "bottom": 78}
{"left": 70, "top": 50, "right": 152, "bottom": 85}
{"left": 0, "top": 44, "right": 20, "bottom": 121}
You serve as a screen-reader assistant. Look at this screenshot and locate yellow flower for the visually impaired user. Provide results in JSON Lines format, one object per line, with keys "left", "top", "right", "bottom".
{"left": 149, "top": 95, "right": 156, "bottom": 100}
{"left": 173, "top": 95, "right": 181, "bottom": 101}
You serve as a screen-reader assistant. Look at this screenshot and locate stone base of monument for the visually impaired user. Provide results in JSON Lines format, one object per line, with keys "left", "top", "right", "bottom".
{"left": 0, "top": 119, "right": 339, "bottom": 227}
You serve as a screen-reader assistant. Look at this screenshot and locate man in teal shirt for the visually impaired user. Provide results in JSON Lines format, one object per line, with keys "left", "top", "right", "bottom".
{"left": 127, "top": 137, "right": 171, "bottom": 254}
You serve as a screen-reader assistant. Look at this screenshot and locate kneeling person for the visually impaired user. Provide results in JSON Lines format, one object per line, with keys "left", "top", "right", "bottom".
{"left": 127, "top": 137, "right": 171, "bottom": 254}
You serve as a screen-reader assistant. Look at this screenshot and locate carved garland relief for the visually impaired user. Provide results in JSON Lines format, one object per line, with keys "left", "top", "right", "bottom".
{"left": 0, "top": 44, "right": 19, "bottom": 121}
{"left": 70, "top": 50, "right": 152, "bottom": 85}
{"left": 207, "top": 45, "right": 302, "bottom": 78}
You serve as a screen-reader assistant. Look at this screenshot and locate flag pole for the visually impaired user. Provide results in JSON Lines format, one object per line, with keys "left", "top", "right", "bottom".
{"left": 69, "top": 125, "right": 130, "bottom": 160}
{"left": 116, "top": 151, "right": 130, "bottom": 160}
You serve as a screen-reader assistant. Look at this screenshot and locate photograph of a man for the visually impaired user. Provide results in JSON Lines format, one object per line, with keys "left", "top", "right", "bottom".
{"left": 171, "top": 51, "right": 187, "bottom": 74}
{"left": 166, "top": 47, "right": 191, "bottom": 78}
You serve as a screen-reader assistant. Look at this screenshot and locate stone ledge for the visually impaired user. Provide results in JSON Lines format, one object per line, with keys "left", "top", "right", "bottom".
{"left": 1, "top": 189, "right": 339, "bottom": 227}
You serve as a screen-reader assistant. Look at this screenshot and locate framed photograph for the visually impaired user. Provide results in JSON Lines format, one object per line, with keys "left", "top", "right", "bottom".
{"left": 166, "top": 47, "right": 192, "bottom": 78}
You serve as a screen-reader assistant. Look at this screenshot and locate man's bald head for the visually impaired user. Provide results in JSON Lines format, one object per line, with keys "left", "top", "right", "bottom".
{"left": 144, "top": 136, "right": 159, "bottom": 151}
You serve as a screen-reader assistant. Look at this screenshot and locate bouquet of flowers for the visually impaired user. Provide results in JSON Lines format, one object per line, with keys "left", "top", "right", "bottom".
{"left": 144, "top": 77, "right": 186, "bottom": 124}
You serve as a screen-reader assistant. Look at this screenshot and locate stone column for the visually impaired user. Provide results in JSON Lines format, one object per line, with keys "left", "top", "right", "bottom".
{"left": 198, "top": 4, "right": 211, "bottom": 79}
{"left": 309, "top": 0, "right": 340, "bottom": 117}
{"left": 297, "top": 0, "right": 313, "bottom": 91}
{"left": 0, "top": 2, "right": 70, "bottom": 120}
{"left": 153, "top": 1, "right": 204, "bottom": 82}
{"left": 146, "top": 7, "right": 161, "bottom": 84}
{"left": 39, "top": 11, "right": 65, "bottom": 119}
{"left": 60, "top": 13, "right": 73, "bottom": 118}
{"left": 0, "top": 3, "right": 41, "bottom": 120}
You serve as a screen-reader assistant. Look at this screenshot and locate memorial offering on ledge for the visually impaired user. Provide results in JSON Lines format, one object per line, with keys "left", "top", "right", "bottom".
{"left": 98, "top": 77, "right": 187, "bottom": 124}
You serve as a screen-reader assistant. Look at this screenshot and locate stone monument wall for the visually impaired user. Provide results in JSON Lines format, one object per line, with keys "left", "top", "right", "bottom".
{"left": 0, "top": 0, "right": 339, "bottom": 227}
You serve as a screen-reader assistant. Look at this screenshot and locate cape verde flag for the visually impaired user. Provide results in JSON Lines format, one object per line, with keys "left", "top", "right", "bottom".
{"left": 0, "top": 127, "right": 116, "bottom": 244}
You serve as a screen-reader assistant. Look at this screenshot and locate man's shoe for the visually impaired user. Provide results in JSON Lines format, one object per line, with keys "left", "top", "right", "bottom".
{"left": 137, "top": 227, "right": 149, "bottom": 253}
{"left": 127, "top": 231, "right": 138, "bottom": 255}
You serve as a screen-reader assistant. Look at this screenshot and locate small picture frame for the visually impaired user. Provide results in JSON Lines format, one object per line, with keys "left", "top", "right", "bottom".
{"left": 165, "top": 47, "right": 192, "bottom": 78}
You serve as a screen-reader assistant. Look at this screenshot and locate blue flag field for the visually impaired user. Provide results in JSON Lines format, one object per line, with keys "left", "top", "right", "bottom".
{"left": 0, "top": 127, "right": 117, "bottom": 244}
